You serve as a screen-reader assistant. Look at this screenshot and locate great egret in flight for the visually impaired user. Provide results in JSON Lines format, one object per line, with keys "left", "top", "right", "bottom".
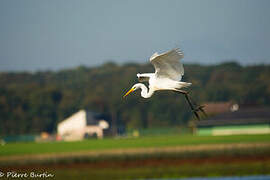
{"left": 123, "top": 48, "right": 206, "bottom": 120}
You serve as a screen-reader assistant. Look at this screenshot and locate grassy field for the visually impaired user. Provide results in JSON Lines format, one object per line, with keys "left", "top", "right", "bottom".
{"left": 1, "top": 134, "right": 270, "bottom": 180}
{"left": 1, "top": 134, "right": 270, "bottom": 156}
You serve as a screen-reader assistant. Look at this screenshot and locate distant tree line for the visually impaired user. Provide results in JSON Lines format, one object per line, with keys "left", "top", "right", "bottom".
{"left": 0, "top": 62, "right": 269, "bottom": 135}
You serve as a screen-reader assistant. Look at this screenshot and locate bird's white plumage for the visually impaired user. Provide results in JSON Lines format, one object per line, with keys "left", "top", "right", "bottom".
{"left": 137, "top": 73, "right": 153, "bottom": 82}
{"left": 124, "top": 48, "right": 191, "bottom": 99}
{"left": 124, "top": 47, "right": 204, "bottom": 120}
{"left": 150, "top": 48, "right": 184, "bottom": 81}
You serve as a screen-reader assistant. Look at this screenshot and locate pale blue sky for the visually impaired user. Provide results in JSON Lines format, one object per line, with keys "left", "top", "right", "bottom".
{"left": 0, "top": 0, "right": 270, "bottom": 71}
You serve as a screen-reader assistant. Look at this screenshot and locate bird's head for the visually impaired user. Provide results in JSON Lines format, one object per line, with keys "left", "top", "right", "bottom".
{"left": 123, "top": 84, "right": 140, "bottom": 98}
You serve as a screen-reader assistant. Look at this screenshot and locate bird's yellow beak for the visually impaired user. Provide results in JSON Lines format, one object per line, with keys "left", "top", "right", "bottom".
{"left": 123, "top": 87, "right": 135, "bottom": 98}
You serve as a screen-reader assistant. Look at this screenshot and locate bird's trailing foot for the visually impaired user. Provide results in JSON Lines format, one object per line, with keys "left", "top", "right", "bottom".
{"left": 174, "top": 89, "right": 207, "bottom": 120}
{"left": 188, "top": 96, "right": 208, "bottom": 118}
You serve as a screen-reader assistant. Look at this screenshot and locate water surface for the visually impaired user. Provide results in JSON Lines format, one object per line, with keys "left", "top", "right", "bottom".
{"left": 148, "top": 175, "right": 270, "bottom": 180}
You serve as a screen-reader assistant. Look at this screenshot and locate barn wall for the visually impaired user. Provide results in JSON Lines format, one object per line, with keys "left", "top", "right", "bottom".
{"left": 57, "top": 110, "right": 86, "bottom": 137}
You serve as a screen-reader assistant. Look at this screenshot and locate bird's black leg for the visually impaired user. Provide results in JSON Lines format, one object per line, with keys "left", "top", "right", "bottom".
{"left": 174, "top": 89, "right": 201, "bottom": 120}
{"left": 184, "top": 93, "right": 201, "bottom": 120}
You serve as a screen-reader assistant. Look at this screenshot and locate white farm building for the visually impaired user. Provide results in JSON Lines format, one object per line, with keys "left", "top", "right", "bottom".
{"left": 57, "top": 110, "right": 109, "bottom": 141}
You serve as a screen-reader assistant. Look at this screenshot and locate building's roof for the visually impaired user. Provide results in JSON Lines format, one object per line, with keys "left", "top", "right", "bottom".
{"left": 86, "top": 111, "right": 106, "bottom": 125}
{"left": 202, "top": 101, "right": 234, "bottom": 115}
{"left": 58, "top": 110, "right": 107, "bottom": 126}
{"left": 197, "top": 107, "right": 270, "bottom": 127}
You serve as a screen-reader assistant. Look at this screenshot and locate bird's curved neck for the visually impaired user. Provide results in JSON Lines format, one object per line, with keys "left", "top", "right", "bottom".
{"left": 137, "top": 83, "right": 154, "bottom": 98}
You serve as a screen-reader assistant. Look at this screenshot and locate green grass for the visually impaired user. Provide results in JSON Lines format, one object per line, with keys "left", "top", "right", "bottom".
{"left": 1, "top": 134, "right": 270, "bottom": 179}
{"left": 1, "top": 134, "right": 270, "bottom": 156}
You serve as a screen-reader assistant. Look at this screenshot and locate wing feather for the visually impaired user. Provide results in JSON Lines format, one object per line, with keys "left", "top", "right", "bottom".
{"left": 136, "top": 73, "right": 154, "bottom": 82}
{"left": 150, "top": 48, "right": 184, "bottom": 81}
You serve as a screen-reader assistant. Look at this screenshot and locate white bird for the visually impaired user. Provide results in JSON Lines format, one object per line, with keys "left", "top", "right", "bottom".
{"left": 123, "top": 48, "right": 191, "bottom": 98}
{"left": 123, "top": 48, "right": 206, "bottom": 120}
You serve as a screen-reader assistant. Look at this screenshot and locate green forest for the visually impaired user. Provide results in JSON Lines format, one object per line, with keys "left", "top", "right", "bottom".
{"left": 0, "top": 62, "right": 270, "bottom": 136}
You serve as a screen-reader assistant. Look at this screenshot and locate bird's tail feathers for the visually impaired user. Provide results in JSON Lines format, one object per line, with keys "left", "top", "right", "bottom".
{"left": 177, "top": 82, "right": 192, "bottom": 88}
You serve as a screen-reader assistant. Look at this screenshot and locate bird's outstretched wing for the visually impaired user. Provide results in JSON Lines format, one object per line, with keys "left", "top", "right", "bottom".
{"left": 137, "top": 73, "right": 154, "bottom": 82}
{"left": 150, "top": 48, "right": 184, "bottom": 81}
